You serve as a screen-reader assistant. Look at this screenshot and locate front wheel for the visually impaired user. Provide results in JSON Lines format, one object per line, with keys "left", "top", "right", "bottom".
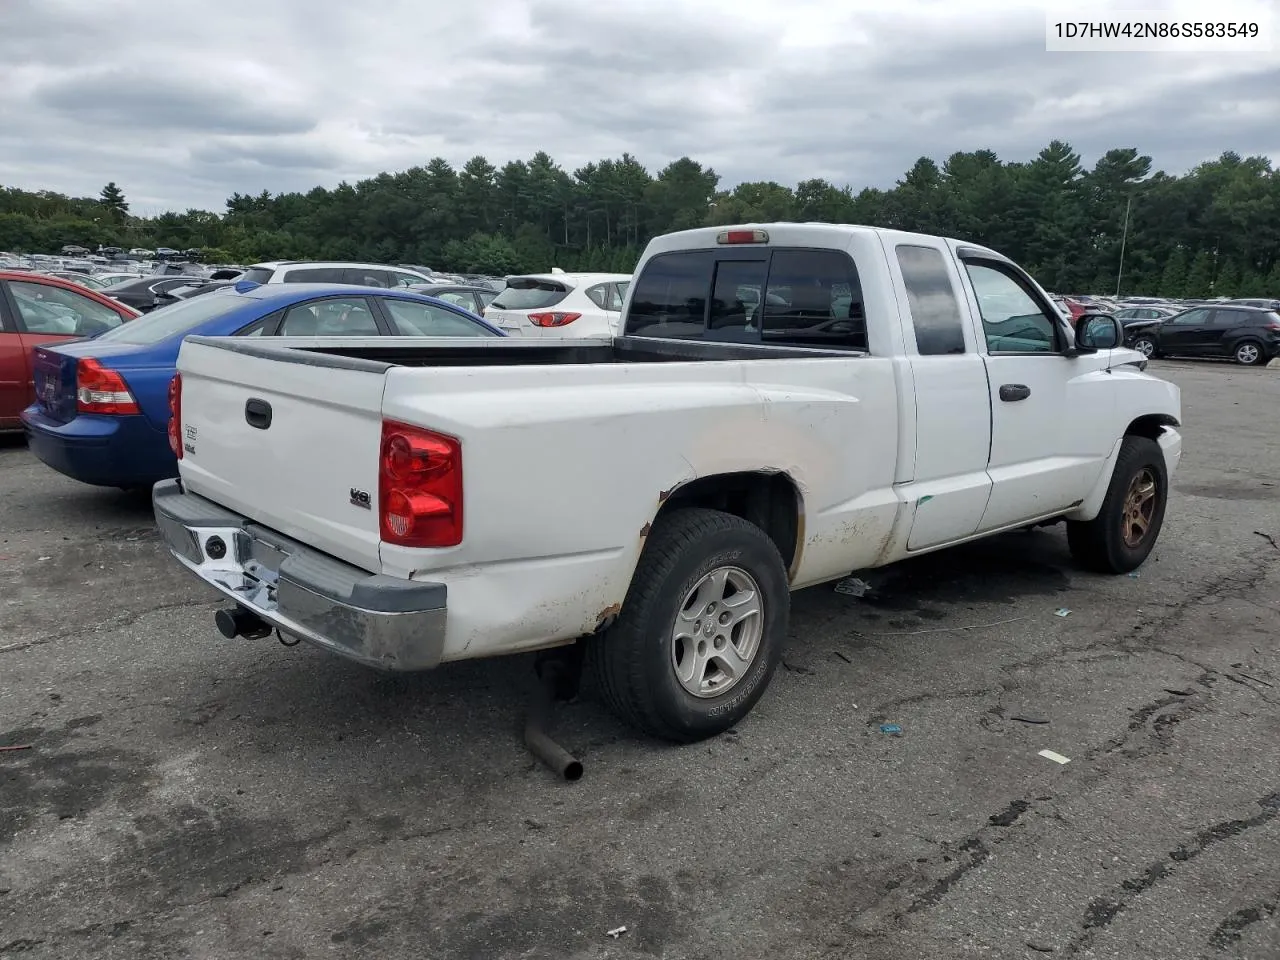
{"left": 1131, "top": 335, "right": 1157, "bottom": 359}
{"left": 1234, "top": 339, "right": 1265, "bottom": 366}
{"left": 1067, "top": 435, "right": 1168, "bottom": 573}
{"left": 589, "top": 507, "right": 790, "bottom": 742}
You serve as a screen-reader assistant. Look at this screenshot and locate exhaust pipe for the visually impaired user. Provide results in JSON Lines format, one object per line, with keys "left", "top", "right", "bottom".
{"left": 214, "top": 606, "right": 272, "bottom": 640}
{"left": 525, "top": 657, "right": 584, "bottom": 781}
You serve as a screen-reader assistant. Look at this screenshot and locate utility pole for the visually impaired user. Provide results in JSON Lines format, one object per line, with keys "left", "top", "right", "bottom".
{"left": 1115, "top": 195, "right": 1132, "bottom": 297}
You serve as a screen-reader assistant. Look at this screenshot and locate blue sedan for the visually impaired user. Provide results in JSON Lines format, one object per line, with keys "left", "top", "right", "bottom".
{"left": 21, "top": 281, "right": 503, "bottom": 489}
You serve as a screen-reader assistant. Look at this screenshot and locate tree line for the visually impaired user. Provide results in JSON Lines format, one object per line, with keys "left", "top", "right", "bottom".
{"left": 1, "top": 142, "right": 1277, "bottom": 296}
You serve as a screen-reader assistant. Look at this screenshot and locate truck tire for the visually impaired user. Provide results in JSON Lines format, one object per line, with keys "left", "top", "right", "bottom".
{"left": 590, "top": 507, "right": 789, "bottom": 743}
{"left": 1067, "top": 435, "right": 1168, "bottom": 574}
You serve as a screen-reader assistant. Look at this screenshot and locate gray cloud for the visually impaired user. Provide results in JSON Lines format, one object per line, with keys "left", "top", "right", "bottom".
{"left": 32, "top": 69, "right": 318, "bottom": 136}
{"left": 0, "top": 0, "right": 1275, "bottom": 212}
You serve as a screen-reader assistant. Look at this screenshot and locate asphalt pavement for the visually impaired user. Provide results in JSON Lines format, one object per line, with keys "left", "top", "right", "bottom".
{"left": 2, "top": 361, "right": 1278, "bottom": 960}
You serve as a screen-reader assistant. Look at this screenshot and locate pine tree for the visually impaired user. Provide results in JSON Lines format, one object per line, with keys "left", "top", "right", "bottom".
{"left": 1214, "top": 259, "right": 1240, "bottom": 298}
{"left": 1186, "top": 251, "right": 1214, "bottom": 298}
{"left": 98, "top": 182, "right": 128, "bottom": 220}
{"left": 1158, "top": 248, "right": 1188, "bottom": 298}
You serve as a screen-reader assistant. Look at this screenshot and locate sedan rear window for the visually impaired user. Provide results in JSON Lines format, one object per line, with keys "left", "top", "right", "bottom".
{"left": 489, "top": 278, "right": 569, "bottom": 310}
{"left": 92, "top": 291, "right": 248, "bottom": 344}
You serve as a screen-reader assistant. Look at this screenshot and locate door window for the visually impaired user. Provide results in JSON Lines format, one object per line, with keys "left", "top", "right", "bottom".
{"left": 389, "top": 271, "right": 424, "bottom": 288}
{"left": 1166, "top": 309, "right": 1208, "bottom": 326}
{"left": 279, "top": 298, "right": 379, "bottom": 336}
{"left": 896, "top": 245, "right": 966, "bottom": 355}
{"left": 963, "top": 262, "right": 1058, "bottom": 353}
{"left": 1210, "top": 310, "right": 1241, "bottom": 327}
{"left": 343, "top": 268, "right": 392, "bottom": 288}
{"left": 433, "top": 291, "right": 476, "bottom": 310}
{"left": 9, "top": 281, "right": 127, "bottom": 335}
{"left": 382, "top": 299, "right": 495, "bottom": 336}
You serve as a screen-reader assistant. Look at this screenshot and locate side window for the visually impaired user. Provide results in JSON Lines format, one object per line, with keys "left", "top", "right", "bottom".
{"left": 434, "top": 291, "right": 475, "bottom": 310}
{"left": 1169, "top": 309, "right": 1208, "bottom": 326}
{"left": 962, "top": 262, "right": 1058, "bottom": 354}
{"left": 625, "top": 251, "right": 713, "bottom": 338}
{"left": 1210, "top": 310, "right": 1240, "bottom": 327}
{"left": 896, "top": 245, "right": 966, "bottom": 355}
{"left": 584, "top": 284, "right": 610, "bottom": 310}
{"left": 476, "top": 290, "right": 497, "bottom": 308}
{"left": 278, "top": 298, "right": 378, "bottom": 336}
{"left": 605, "top": 282, "right": 626, "bottom": 311}
{"left": 761, "top": 250, "right": 868, "bottom": 350}
{"left": 10, "top": 281, "right": 125, "bottom": 335}
{"left": 382, "top": 299, "right": 492, "bottom": 337}
{"left": 282, "top": 268, "right": 346, "bottom": 284}
{"left": 343, "top": 269, "right": 391, "bottom": 288}
{"left": 708, "top": 259, "right": 768, "bottom": 337}
{"left": 390, "top": 271, "right": 423, "bottom": 288}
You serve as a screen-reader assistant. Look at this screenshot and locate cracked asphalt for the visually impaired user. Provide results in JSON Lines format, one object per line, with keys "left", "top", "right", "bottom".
{"left": 2, "top": 360, "right": 1279, "bottom": 960}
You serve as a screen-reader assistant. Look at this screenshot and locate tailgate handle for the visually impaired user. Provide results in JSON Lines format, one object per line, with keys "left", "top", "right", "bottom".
{"left": 244, "top": 398, "right": 272, "bottom": 430}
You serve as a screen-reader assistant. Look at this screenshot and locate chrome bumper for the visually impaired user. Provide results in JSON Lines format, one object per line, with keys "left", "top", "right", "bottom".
{"left": 153, "top": 479, "right": 446, "bottom": 671}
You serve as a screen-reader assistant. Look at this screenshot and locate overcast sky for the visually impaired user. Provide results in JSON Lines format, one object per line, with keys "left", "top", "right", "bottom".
{"left": 1, "top": 0, "right": 1276, "bottom": 215}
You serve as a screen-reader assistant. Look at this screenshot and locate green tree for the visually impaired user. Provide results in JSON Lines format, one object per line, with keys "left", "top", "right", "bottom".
{"left": 99, "top": 182, "right": 129, "bottom": 222}
{"left": 1158, "top": 248, "right": 1189, "bottom": 298}
{"left": 1186, "top": 251, "right": 1215, "bottom": 297}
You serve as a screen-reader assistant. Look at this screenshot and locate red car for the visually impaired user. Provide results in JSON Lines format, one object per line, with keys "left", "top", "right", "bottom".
{"left": 0, "top": 271, "right": 140, "bottom": 431}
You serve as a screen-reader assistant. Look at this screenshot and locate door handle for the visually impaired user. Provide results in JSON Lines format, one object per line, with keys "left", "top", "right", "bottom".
{"left": 244, "top": 398, "right": 272, "bottom": 429}
{"left": 999, "top": 384, "right": 1031, "bottom": 402}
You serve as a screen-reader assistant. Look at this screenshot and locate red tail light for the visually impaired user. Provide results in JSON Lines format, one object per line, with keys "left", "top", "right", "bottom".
{"left": 379, "top": 420, "right": 462, "bottom": 547}
{"left": 76, "top": 358, "right": 139, "bottom": 415}
{"left": 167, "top": 373, "right": 182, "bottom": 459}
{"left": 527, "top": 311, "right": 581, "bottom": 327}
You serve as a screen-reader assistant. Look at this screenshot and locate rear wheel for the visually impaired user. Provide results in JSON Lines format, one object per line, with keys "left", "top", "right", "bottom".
{"left": 1067, "top": 435, "right": 1168, "bottom": 573}
{"left": 590, "top": 507, "right": 789, "bottom": 742}
{"left": 1234, "top": 339, "right": 1264, "bottom": 366}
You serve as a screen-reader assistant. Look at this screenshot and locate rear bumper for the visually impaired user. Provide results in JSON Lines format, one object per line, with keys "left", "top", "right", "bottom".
{"left": 21, "top": 406, "right": 175, "bottom": 487}
{"left": 152, "top": 479, "right": 447, "bottom": 671}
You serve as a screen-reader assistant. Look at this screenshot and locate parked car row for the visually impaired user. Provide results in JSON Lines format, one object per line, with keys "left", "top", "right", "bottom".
{"left": 1123, "top": 303, "right": 1280, "bottom": 365}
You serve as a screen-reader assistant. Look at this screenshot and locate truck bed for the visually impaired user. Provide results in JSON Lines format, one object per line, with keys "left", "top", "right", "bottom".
{"left": 182, "top": 334, "right": 859, "bottom": 369}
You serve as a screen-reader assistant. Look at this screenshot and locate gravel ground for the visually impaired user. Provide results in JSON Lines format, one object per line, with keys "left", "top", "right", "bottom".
{"left": 1, "top": 360, "right": 1278, "bottom": 960}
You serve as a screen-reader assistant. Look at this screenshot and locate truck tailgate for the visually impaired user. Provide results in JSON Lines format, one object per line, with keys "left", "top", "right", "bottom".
{"left": 174, "top": 338, "right": 389, "bottom": 573}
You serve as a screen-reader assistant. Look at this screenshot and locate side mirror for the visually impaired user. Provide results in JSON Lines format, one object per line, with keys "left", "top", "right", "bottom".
{"left": 1074, "top": 313, "right": 1123, "bottom": 352}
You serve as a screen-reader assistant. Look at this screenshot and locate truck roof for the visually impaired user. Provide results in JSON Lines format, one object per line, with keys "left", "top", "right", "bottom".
{"left": 643, "top": 223, "right": 1006, "bottom": 261}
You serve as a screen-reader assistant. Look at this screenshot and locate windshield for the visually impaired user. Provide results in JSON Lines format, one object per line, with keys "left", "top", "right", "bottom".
{"left": 92, "top": 290, "right": 249, "bottom": 345}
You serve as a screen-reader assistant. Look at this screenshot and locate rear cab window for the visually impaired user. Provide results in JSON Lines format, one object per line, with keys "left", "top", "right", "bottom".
{"left": 489, "top": 278, "right": 571, "bottom": 311}
{"left": 625, "top": 248, "right": 869, "bottom": 350}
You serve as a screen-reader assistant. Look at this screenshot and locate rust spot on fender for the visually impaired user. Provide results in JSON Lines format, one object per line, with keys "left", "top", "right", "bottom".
{"left": 658, "top": 487, "right": 673, "bottom": 502}
{"left": 640, "top": 522, "right": 652, "bottom": 539}
{"left": 595, "top": 603, "right": 622, "bottom": 631}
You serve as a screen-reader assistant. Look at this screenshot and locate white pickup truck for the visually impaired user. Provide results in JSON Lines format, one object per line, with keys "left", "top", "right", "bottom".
{"left": 154, "top": 223, "right": 1182, "bottom": 743}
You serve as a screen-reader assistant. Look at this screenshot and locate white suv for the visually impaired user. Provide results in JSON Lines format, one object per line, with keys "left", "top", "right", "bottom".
{"left": 240, "top": 261, "right": 431, "bottom": 288}
{"left": 482, "top": 271, "right": 631, "bottom": 337}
